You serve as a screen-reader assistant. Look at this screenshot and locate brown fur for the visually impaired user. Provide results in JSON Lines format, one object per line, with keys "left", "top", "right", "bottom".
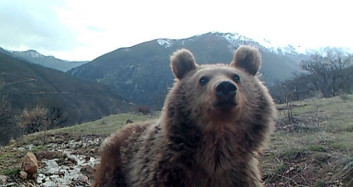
{"left": 93, "top": 46, "right": 277, "bottom": 187}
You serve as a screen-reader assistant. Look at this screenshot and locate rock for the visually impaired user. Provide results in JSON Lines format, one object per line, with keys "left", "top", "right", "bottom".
{"left": 37, "top": 151, "right": 67, "bottom": 161}
{"left": 78, "top": 175, "right": 89, "bottom": 184}
{"left": 31, "top": 173, "right": 37, "bottom": 179}
{"left": 21, "top": 152, "right": 38, "bottom": 175}
{"left": 80, "top": 165, "right": 94, "bottom": 178}
{"left": 68, "top": 157, "right": 77, "bottom": 165}
{"left": 58, "top": 171, "right": 65, "bottom": 178}
{"left": 0, "top": 175, "right": 7, "bottom": 185}
{"left": 20, "top": 171, "right": 28, "bottom": 180}
{"left": 37, "top": 151, "right": 56, "bottom": 160}
{"left": 4, "top": 182, "right": 16, "bottom": 186}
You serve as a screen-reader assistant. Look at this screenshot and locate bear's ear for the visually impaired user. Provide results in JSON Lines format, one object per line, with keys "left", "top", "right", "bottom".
{"left": 231, "top": 46, "right": 261, "bottom": 76}
{"left": 170, "top": 49, "right": 198, "bottom": 80}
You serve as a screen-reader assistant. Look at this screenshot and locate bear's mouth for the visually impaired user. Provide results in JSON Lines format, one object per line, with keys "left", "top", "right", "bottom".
{"left": 214, "top": 100, "right": 237, "bottom": 109}
{"left": 207, "top": 100, "right": 239, "bottom": 122}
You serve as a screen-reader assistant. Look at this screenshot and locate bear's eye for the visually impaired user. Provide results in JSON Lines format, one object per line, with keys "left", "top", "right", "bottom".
{"left": 232, "top": 74, "right": 240, "bottom": 83}
{"left": 199, "top": 76, "right": 209, "bottom": 86}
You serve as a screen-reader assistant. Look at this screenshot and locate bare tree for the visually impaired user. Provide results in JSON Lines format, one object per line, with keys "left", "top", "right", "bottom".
{"left": 19, "top": 106, "right": 48, "bottom": 135}
{"left": 301, "top": 49, "right": 353, "bottom": 97}
{"left": 47, "top": 107, "right": 67, "bottom": 128}
{"left": 19, "top": 105, "right": 69, "bottom": 143}
{"left": 277, "top": 81, "right": 305, "bottom": 123}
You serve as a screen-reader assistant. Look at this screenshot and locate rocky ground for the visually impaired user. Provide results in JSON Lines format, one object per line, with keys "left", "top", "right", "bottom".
{"left": 0, "top": 133, "right": 105, "bottom": 187}
{"left": 0, "top": 113, "right": 155, "bottom": 187}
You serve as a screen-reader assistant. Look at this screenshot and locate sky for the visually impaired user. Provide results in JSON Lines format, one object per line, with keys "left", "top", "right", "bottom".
{"left": 0, "top": 0, "right": 352, "bottom": 61}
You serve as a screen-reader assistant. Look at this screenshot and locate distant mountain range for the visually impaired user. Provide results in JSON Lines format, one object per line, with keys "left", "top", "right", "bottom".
{"left": 1, "top": 32, "right": 352, "bottom": 145}
{"left": 2, "top": 32, "right": 352, "bottom": 110}
{"left": 67, "top": 32, "right": 310, "bottom": 108}
{"left": 0, "top": 49, "right": 131, "bottom": 145}
{"left": 7, "top": 49, "right": 88, "bottom": 72}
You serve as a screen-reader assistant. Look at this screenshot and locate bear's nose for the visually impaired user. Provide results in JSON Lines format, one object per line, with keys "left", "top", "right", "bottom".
{"left": 215, "top": 81, "right": 237, "bottom": 100}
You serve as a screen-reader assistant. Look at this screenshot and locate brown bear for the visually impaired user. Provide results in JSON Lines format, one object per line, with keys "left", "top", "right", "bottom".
{"left": 93, "top": 46, "right": 277, "bottom": 187}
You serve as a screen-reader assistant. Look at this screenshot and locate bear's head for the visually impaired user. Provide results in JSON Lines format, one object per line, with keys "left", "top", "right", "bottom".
{"left": 164, "top": 46, "right": 276, "bottom": 149}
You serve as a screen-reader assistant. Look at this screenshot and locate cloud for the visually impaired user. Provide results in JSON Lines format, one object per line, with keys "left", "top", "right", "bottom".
{"left": 0, "top": 0, "right": 77, "bottom": 52}
{"left": 0, "top": 0, "right": 352, "bottom": 61}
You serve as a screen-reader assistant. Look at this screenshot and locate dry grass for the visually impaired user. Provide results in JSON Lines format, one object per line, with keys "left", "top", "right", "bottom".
{"left": 51, "top": 112, "right": 158, "bottom": 135}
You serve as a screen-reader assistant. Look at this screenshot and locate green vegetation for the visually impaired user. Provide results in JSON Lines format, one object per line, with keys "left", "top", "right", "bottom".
{"left": 0, "top": 144, "right": 26, "bottom": 177}
{"left": 308, "top": 145, "right": 327, "bottom": 152}
{"left": 315, "top": 180, "right": 327, "bottom": 187}
{"left": 3, "top": 167, "right": 20, "bottom": 176}
{"left": 280, "top": 148, "right": 308, "bottom": 162}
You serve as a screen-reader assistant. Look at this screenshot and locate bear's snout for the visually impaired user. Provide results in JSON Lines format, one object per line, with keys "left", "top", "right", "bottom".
{"left": 215, "top": 81, "right": 237, "bottom": 107}
{"left": 216, "top": 81, "right": 237, "bottom": 98}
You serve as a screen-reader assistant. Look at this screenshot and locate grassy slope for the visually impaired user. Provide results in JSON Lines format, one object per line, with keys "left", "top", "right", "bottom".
{"left": 1, "top": 95, "right": 353, "bottom": 186}
{"left": 53, "top": 113, "right": 158, "bottom": 135}
{"left": 263, "top": 95, "right": 353, "bottom": 186}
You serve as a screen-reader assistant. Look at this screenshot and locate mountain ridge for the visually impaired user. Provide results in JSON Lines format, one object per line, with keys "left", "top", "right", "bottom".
{"left": 5, "top": 48, "right": 88, "bottom": 72}
{"left": 68, "top": 32, "right": 307, "bottom": 108}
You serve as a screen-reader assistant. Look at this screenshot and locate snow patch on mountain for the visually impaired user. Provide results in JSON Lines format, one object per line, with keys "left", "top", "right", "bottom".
{"left": 218, "top": 32, "right": 259, "bottom": 52}
{"left": 157, "top": 39, "right": 173, "bottom": 48}
{"left": 219, "top": 32, "right": 307, "bottom": 55}
{"left": 221, "top": 33, "right": 252, "bottom": 44}
{"left": 256, "top": 38, "right": 307, "bottom": 55}
{"left": 305, "top": 47, "right": 353, "bottom": 57}
{"left": 23, "top": 50, "right": 42, "bottom": 58}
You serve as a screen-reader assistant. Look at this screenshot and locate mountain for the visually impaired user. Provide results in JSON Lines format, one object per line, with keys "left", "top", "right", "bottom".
{"left": 68, "top": 32, "right": 309, "bottom": 109}
{"left": 8, "top": 49, "right": 87, "bottom": 72}
{"left": 0, "top": 49, "right": 132, "bottom": 145}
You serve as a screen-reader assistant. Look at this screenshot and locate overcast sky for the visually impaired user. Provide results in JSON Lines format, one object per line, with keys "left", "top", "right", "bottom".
{"left": 0, "top": 0, "right": 352, "bottom": 61}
